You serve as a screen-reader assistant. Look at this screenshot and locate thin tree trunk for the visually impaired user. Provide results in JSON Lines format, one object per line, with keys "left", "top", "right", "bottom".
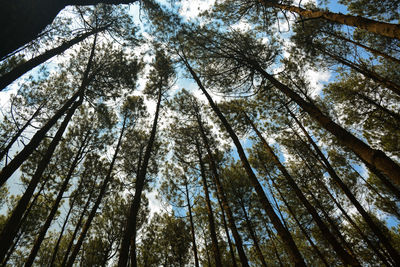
{"left": 354, "top": 92, "right": 400, "bottom": 123}
{"left": 49, "top": 193, "right": 76, "bottom": 266}
{"left": 184, "top": 180, "right": 200, "bottom": 267}
{"left": 269, "top": 176, "right": 330, "bottom": 267}
{"left": 1, "top": 229, "right": 23, "bottom": 267}
{"left": 0, "top": 26, "right": 106, "bottom": 91}
{"left": 319, "top": 47, "right": 400, "bottom": 96}
{"left": 61, "top": 189, "right": 94, "bottom": 267}
{"left": 196, "top": 114, "right": 249, "bottom": 267}
{"left": 64, "top": 116, "right": 127, "bottom": 267}
{"left": 0, "top": 104, "right": 43, "bottom": 162}
{"left": 260, "top": 1, "right": 400, "bottom": 40}
{"left": 323, "top": 30, "right": 400, "bottom": 65}
{"left": 253, "top": 64, "right": 400, "bottom": 187}
{"left": 288, "top": 107, "right": 400, "bottom": 264}
{"left": 118, "top": 87, "right": 162, "bottom": 267}
{"left": 245, "top": 113, "right": 360, "bottom": 266}
{"left": 180, "top": 55, "right": 306, "bottom": 266}
{"left": 25, "top": 131, "right": 91, "bottom": 266}
{"left": 195, "top": 139, "right": 222, "bottom": 267}
{"left": 0, "top": 94, "right": 83, "bottom": 262}
{"left": 239, "top": 201, "right": 268, "bottom": 267}
{"left": 0, "top": 33, "right": 97, "bottom": 188}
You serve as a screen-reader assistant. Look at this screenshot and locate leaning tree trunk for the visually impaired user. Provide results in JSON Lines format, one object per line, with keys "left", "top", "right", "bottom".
{"left": 260, "top": 1, "right": 400, "bottom": 40}
{"left": 0, "top": 104, "right": 43, "bottom": 162}
{"left": 322, "top": 30, "right": 400, "bottom": 65}
{"left": 269, "top": 176, "right": 330, "bottom": 267}
{"left": 245, "top": 114, "right": 360, "bottom": 266}
{"left": 118, "top": 87, "right": 162, "bottom": 267}
{"left": 195, "top": 140, "right": 223, "bottom": 267}
{"left": 24, "top": 131, "right": 91, "bottom": 267}
{"left": 0, "top": 33, "right": 97, "bottom": 188}
{"left": 184, "top": 181, "right": 200, "bottom": 267}
{"left": 318, "top": 47, "right": 400, "bottom": 96}
{"left": 252, "top": 64, "right": 400, "bottom": 188}
{"left": 196, "top": 115, "right": 249, "bottom": 267}
{"left": 239, "top": 201, "right": 268, "bottom": 267}
{"left": 0, "top": 26, "right": 107, "bottom": 91}
{"left": 61, "top": 189, "right": 95, "bottom": 267}
{"left": 288, "top": 108, "right": 400, "bottom": 264}
{"left": 215, "top": 192, "right": 238, "bottom": 267}
{"left": 0, "top": 0, "right": 138, "bottom": 59}
{"left": 0, "top": 93, "right": 83, "bottom": 262}
{"left": 181, "top": 55, "right": 306, "bottom": 267}
{"left": 65, "top": 116, "right": 127, "bottom": 267}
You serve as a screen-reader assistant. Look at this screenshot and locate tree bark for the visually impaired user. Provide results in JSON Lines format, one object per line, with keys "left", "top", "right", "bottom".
{"left": 118, "top": 87, "right": 162, "bottom": 267}
{"left": 239, "top": 201, "right": 267, "bottom": 267}
{"left": 253, "top": 64, "right": 400, "bottom": 188}
{"left": 24, "top": 130, "right": 91, "bottom": 267}
{"left": 0, "top": 33, "right": 97, "bottom": 188}
{"left": 184, "top": 180, "right": 200, "bottom": 267}
{"left": 195, "top": 139, "right": 223, "bottom": 267}
{"left": 269, "top": 176, "right": 330, "bottom": 267}
{"left": 287, "top": 108, "right": 400, "bottom": 264}
{"left": 260, "top": 1, "right": 400, "bottom": 40}
{"left": 196, "top": 114, "right": 249, "bottom": 267}
{"left": 65, "top": 116, "right": 126, "bottom": 267}
{"left": 0, "top": 26, "right": 106, "bottom": 91}
{"left": 0, "top": 0, "right": 138, "bottom": 59}
{"left": 0, "top": 93, "right": 83, "bottom": 262}
{"left": 180, "top": 55, "right": 306, "bottom": 267}
{"left": 245, "top": 113, "right": 360, "bottom": 266}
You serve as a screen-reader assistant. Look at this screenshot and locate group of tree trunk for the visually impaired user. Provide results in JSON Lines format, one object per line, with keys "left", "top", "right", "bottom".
{"left": 1, "top": 0, "right": 400, "bottom": 266}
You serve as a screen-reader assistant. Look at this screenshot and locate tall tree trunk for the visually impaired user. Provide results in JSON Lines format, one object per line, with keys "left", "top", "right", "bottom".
{"left": 318, "top": 47, "right": 400, "bottom": 96}
{"left": 268, "top": 175, "right": 330, "bottom": 267}
{"left": 195, "top": 139, "right": 223, "bottom": 267}
{"left": 49, "top": 191, "right": 76, "bottom": 266}
{"left": 0, "top": 26, "right": 107, "bottom": 91}
{"left": 216, "top": 194, "right": 238, "bottom": 267}
{"left": 0, "top": 0, "right": 138, "bottom": 59}
{"left": 354, "top": 92, "right": 400, "bottom": 124}
{"left": 322, "top": 30, "right": 400, "bottom": 65}
{"left": 184, "top": 180, "right": 200, "bottom": 267}
{"left": 245, "top": 113, "right": 360, "bottom": 266}
{"left": 196, "top": 114, "right": 249, "bottom": 267}
{"left": 253, "top": 64, "right": 400, "bottom": 187}
{"left": 0, "top": 104, "right": 43, "bottom": 162}
{"left": 61, "top": 189, "right": 95, "bottom": 267}
{"left": 64, "top": 116, "right": 127, "bottom": 267}
{"left": 0, "top": 93, "right": 83, "bottom": 262}
{"left": 0, "top": 33, "right": 97, "bottom": 188}
{"left": 118, "top": 87, "right": 162, "bottom": 267}
{"left": 25, "top": 131, "right": 91, "bottom": 266}
{"left": 239, "top": 201, "right": 267, "bottom": 267}
{"left": 180, "top": 55, "right": 306, "bottom": 266}
{"left": 1, "top": 230, "right": 23, "bottom": 267}
{"left": 260, "top": 1, "right": 400, "bottom": 40}
{"left": 288, "top": 107, "right": 400, "bottom": 264}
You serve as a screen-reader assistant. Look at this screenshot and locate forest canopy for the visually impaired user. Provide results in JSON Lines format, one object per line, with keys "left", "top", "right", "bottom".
{"left": 0, "top": 0, "right": 400, "bottom": 266}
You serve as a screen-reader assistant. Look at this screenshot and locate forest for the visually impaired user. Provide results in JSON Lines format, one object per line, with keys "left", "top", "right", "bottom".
{"left": 0, "top": 0, "right": 399, "bottom": 266}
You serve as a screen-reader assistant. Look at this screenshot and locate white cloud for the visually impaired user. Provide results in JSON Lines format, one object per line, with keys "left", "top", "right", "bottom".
{"left": 179, "top": 0, "right": 215, "bottom": 19}
{"left": 306, "top": 68, "right": 331, "bottom": 97}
